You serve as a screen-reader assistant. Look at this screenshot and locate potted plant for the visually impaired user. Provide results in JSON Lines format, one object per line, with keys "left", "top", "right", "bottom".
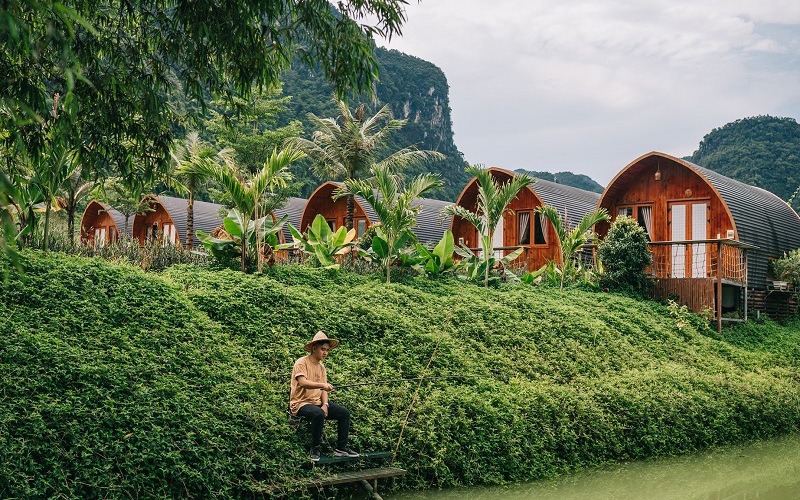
{"left": 771, "top": 249, "right": 800, "bottom": 290}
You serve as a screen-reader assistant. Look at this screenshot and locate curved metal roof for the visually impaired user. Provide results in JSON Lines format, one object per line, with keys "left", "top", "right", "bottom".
{"left": 687, "top": 160, "right": 800, "bottom": 288}
{"left": 273, "top": 197, "right": 307, "bottom": 244}
{"left": 152, "top": 195, "right": 226, "bottom": 246}
{"left": 532, "top": 178, "right": 602, "bottom": 230}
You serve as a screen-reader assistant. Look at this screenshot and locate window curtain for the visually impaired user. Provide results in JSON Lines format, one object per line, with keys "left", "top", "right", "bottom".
{"left": 518, "top": 212, "right": 530, "bottom": 245}
{"left": 639, "top": 206, "right": 653, "bottom": 238}
{"left": 537, "top": 211, "right": 548, "bottom": 244}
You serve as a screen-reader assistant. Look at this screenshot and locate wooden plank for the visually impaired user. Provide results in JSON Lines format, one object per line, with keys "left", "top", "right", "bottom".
{"left": 311, "top": 467, "right": 406, "bottom": 487}
{"left": 316, "top": 451, "right": 392, "bottom": 466}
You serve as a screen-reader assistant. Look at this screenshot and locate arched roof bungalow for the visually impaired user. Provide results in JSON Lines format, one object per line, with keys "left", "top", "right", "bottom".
{"left": 598, "top": 151, "right": 800, "bottom": 324}
{"left": 80, "top": 200, "right": 127, "bottom": 246}
{"left": 450, "top": 167, "right": 601, "bottom": 271}
{"left": 132, "top": 195, "right": 287, "bottom": 247}
{"left": 300, "top": 181, "right": 452, "bottom": 245}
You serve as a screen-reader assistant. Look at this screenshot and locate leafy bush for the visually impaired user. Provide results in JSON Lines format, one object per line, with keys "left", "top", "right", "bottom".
{"left": 597, "top": 216, "right": 652, "bottom": 294}
{"left": 1, "top": 250, "right": 799, "bottom": 497}
{"left": 770, "top": 249, "right": 800, "bottom": 286}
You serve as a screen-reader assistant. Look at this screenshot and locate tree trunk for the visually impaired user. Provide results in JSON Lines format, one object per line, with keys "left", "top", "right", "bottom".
{"left": 346, "top": 194, "right": 355, "bottom": 230}
{"left": 67, "top": 204, "right": 76, "bottom": 247}
{"left": 186, "top": 193, "right": 194, "bottom": 250}
{"left": 43, "top": 201, "right": 52, "bottom": 253}
{"left": 240, "top": 218, "right": 248, "bottom": 273}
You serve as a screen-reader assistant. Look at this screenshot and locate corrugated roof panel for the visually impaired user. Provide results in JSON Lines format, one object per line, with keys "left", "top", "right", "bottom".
{"left": 273, "top": 197, "right": 307, "bottom": 243}
{"left": 689, "top": 162, "right": 800, "bottom": 288}
{"left": 532, "top": 179, "right": 602, "bottom": 230}
{"left": 155, "top": 195, "right": 226, "bottom": 246}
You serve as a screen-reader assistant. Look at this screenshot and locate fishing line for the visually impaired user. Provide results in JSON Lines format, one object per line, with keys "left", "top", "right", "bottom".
{"left": 391, "top": 298, "right": 460, "bottom": 464}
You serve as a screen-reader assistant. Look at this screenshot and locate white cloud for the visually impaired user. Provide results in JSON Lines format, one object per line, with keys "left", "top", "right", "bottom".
{"left": 380, "top": 0, "right": 800, "bottom": 185}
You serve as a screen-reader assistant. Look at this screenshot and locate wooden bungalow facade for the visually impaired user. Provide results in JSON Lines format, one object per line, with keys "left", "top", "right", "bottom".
{"left": 131, "top": 195, "right": 290, "bottom": 247}
{"left": 597, "top": 151, "right": 800, "bottom": 325}
{"left": 300, "top": 182, "right": 453, "bottom": 245}
{"left": 80, "top": 200, "right": 128, "bottom": 247}
{"left": 450, "top": 167, "right": 601, "bottom": 271}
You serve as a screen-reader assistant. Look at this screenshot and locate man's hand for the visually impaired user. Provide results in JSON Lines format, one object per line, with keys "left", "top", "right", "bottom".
{"left": 321, "top": 383, "right": 334, "bottom": 392}
{"left": 322, "top": 404, "right": 329, "bottom": 417}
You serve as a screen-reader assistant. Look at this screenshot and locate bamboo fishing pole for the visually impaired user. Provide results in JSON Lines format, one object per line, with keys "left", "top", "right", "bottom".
{"left": 333, "top": 375, "right": 481, "bottom": 390}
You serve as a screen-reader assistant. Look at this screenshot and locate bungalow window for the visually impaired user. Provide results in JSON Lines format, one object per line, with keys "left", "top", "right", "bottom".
{"left": 534, "top": 212, "right": 547, "bottom": 245}
{"left": 162, "top": 223, "right": 177, "bottom": 246}
{"left": 326, "top": 219, "right": 336, "bottom": 231}
{"left": 94, "top": 227, "right": 107, "bottom": 248}
{"left": 618, "top": 205, "right": 652, "bottom": 241}
{"left": 356, "top": 219, "right": 367, "bottom": 238}
{"left": 518, "top": 211, "right": 547, "bottom": 245}
{"left": 517, "top": 212, "right": 531, "bottom": 245}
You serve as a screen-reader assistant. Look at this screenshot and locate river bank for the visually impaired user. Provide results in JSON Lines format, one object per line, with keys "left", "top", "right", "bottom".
{"left": 388, "top": 433, "right": 800, "bottom": 500}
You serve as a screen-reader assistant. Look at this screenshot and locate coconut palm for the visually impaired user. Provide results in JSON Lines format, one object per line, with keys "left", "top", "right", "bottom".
{"left": 336, "top": 163, "right": 443, "bottom": 283}
{"left": 180, "top": 146, "right": 304, "bottom": 272}
{"left": 62, "top": 164, "right": 98, "bottom": 246}
{"left": 534, "top": 204, "right": 610, "bottom": 289}
{"left": 443, "top": 165, "right": 534, "bottom": 287}
{"left": 171, "top": 131, "right": 231, "bottom": 250}
{"left": 287, "top": 100, "right": 445, "bottom": 230}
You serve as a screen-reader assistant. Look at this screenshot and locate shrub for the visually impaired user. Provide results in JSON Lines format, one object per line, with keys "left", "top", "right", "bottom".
{"left": 2, "top": 250, "right": 799, "bottom": 497}
{"left": 597, "top": 216, "right": 652, "bottom": 294}
{"left": 770, "top": 249, "right": 800, "bottom": 286}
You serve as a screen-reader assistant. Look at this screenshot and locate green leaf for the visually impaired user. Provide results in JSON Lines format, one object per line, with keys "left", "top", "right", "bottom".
{"left": 371, "top": 235, "right": 389, "bottom": 259}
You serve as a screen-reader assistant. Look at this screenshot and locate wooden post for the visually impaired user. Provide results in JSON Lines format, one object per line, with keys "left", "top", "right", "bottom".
{"left": 716, "top": 241, "right": 722, "bottom": 333}
{"left": 743, "top": 248, "right": 748, "bottom": 322}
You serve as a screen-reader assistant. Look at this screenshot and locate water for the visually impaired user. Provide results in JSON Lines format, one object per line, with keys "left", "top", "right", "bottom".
{"left": 387, "top": 434, "right": 800, "bottom": 500}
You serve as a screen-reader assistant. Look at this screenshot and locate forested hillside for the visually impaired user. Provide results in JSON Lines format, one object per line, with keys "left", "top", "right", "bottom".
{"left": 687, "top": 116, "right": 800, "bottom": 210}
{"left": 515, "top": 169, "right": 604, "bottom": 193}
{"left": 275, "top": 48, "right": 471, "bottom": 201}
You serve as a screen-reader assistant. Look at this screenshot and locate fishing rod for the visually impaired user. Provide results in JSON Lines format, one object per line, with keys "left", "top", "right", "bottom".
{"left": 333, "top": 375, "right": 482, "bottom": 390}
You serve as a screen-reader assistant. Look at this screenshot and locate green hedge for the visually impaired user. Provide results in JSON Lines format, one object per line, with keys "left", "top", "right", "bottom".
{"left": 1, "top": 251, "right": 799, "bottom": 497}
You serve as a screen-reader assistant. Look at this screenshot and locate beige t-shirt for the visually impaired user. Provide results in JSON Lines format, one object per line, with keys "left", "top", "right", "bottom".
{"left": 289, "top": 355, "right": 327, "bottom": 415}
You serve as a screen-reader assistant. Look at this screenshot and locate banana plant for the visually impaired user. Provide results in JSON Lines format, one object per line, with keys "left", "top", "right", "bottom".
{"left": 415, "top": 230, "right": 457, "bottom": 276}
{"left": 287, "top": 214, "right": 357, "bottom": 270}
{"left": 358, "top": 226, "right": 424, "bottom": 270}
{"left": 196, "top": 209, "right": 291, "bottom": 267}
{"left": 455, "top": 244, "right": 525, "bottom": 284}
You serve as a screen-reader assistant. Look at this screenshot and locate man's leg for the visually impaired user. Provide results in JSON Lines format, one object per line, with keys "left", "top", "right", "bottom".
{"left": 326, "top": 402, "right": 351, "bottom": 450}
{"left": 295, "top": 404, "right": 325, "bottom": 449}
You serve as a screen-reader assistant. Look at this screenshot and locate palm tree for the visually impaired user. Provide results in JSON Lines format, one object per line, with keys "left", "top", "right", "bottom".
{"left": 28, "top": 141, "right": 77, "bottom": 252}
{"left": 171, "top": 131, "right": 231, "bottom": 250}
{"left": 62, "top": 165, "right": 97, "bottom": 246}
{"left": 443, "top": 165, "right": 534, "bottom": 287}
{"left": 287, "top": 100, "right": 444, "bottom": 230}
{"left": 180, "top": 146, "right": 304, "bottom": 272}
{"left": 336, "top": 163, "right": 443, "bottom": 283}
{"left": 535, "top": 204, "right": 610, "bottom": 289}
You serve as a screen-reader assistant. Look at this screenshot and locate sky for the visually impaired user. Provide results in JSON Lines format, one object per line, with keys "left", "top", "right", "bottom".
{"left": 377, "top": 0, "right": 800, "bottom": 186}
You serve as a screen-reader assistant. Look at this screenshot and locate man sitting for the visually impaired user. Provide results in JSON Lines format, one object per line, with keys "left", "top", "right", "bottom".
{"left": 290, "top": 331, "right": 359, "bottom": 462}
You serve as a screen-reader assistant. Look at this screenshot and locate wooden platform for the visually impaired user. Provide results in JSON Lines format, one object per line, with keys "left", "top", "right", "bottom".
{"left": 316, "top": 451, "right": 392, "bottom": 466}
{"left": 309, "top": 466, "right": 406, "bottom": 487}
